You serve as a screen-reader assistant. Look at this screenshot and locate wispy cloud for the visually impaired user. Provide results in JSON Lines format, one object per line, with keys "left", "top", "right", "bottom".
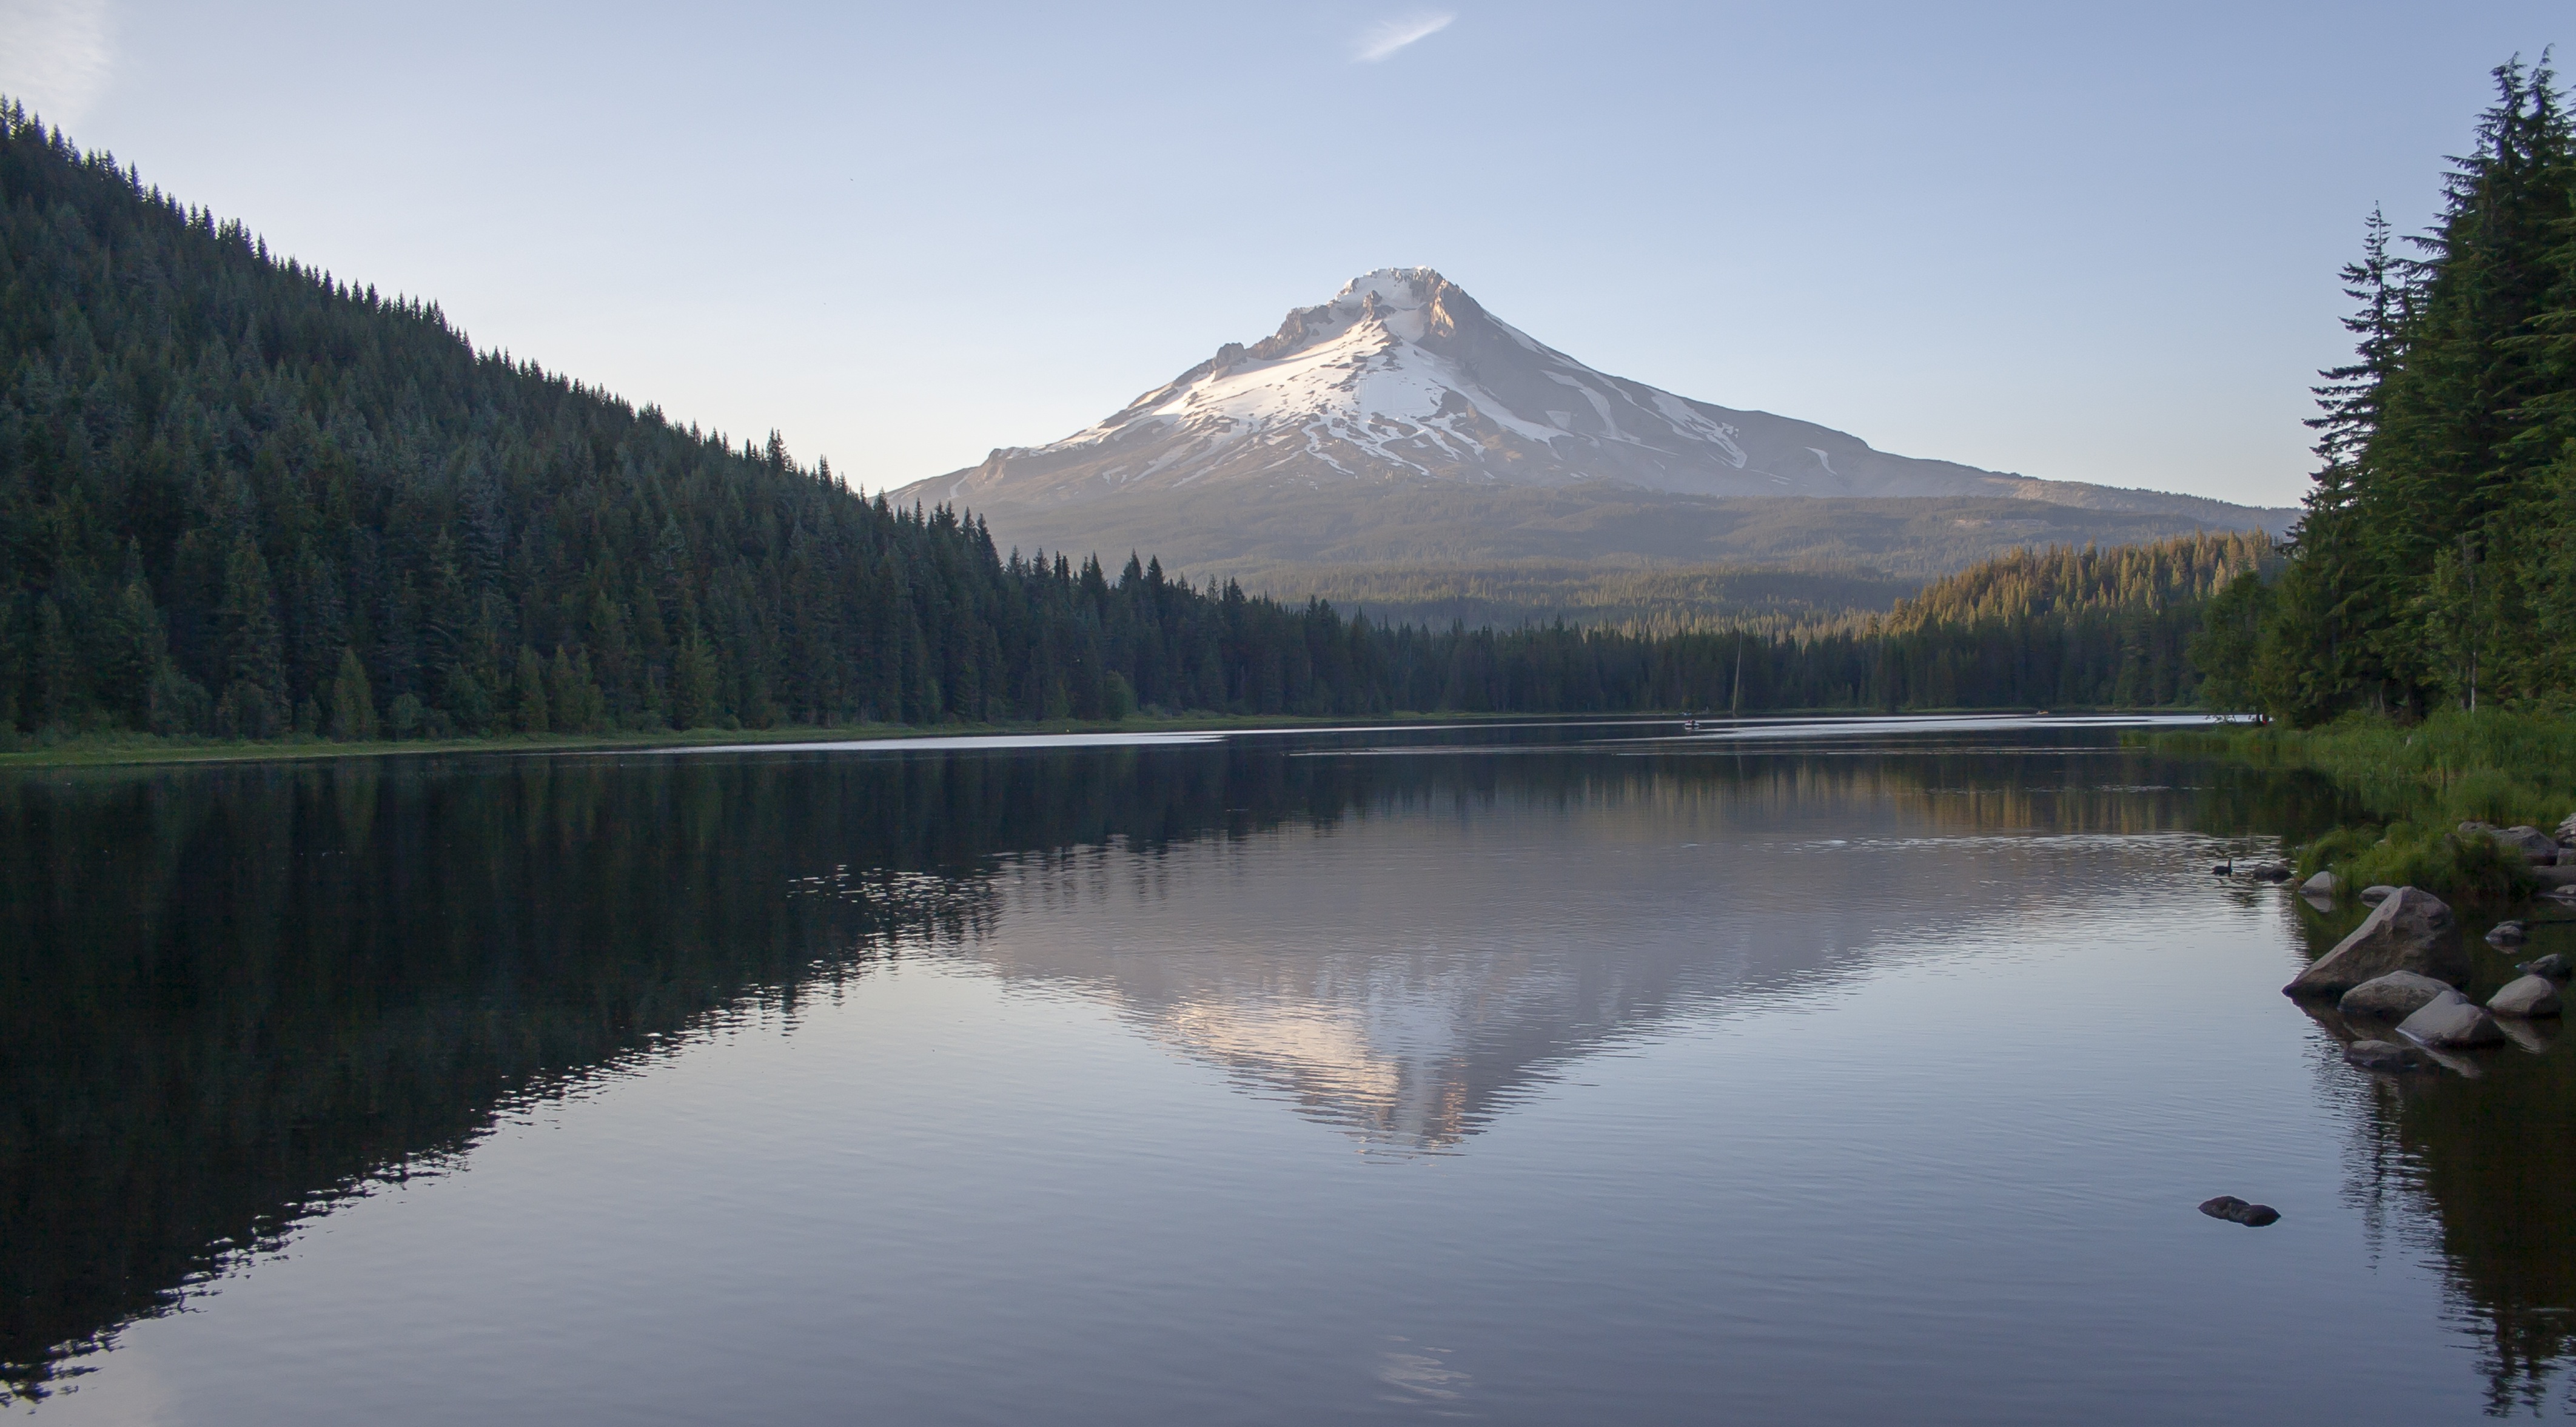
{"left": 0, "top": 0, "right": 113, "bottom": 127}
{"left": 1353, "top": 12, "right": 1454, "bottom": 63}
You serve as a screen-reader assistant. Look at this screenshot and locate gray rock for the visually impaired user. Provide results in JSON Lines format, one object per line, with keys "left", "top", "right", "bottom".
{"left": 2283, "top": 887, "right": 2465, "bottom": 998}
{"left": 2489, "top": 975, "right": 2564, "bottom": 1018}
{"left": 2198, "top": 1196, "right": 2281, "bottom": 1227}
{"left": 2339, "top": 970, "right": 2455, "bottom": 1021}
{"left": 2501, "top": 827, "right": 2561, "bottom": 865}
{"left": 2517, "top": 952, "right": 2573, "bottom": 983}
{"left": 2527, "top": 865, "right": 2576, "bottom": 890}
{"left": 2461, "top": 820, "right": 2501, "bottom": 839}
{"left": 2487, "top": 920, "right": 2529, "bottom": 947}
{"left": 2397, "top": 988, "right": 2506, "bottom": 1048}
{"left": 2300, "top": 871, "right": 2340, "bottom": 898}
{"left": 2360, "top": 885, "right": 2397, "bottom": 904}
{"left": 2345, "top": 1039, "right": 2435, "bottom": 1072}
{"left": 2557, "top": 813, "right": 2576, "bottom": 844}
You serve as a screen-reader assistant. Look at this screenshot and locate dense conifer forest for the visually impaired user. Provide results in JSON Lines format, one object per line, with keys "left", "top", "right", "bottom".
{"left": 2195, "top": 59, "right": 2576, "bottom": 722}
{"left": 0, "top": 101, "right": 2254, "bottom": 745}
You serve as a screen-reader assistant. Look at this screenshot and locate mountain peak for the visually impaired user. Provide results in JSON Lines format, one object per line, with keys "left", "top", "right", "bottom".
{"left": 901, "top": 269, "right": 2289, "bottom": 534}
{"left": 1330, "top": 266, "right": 1451, "bottom": 307}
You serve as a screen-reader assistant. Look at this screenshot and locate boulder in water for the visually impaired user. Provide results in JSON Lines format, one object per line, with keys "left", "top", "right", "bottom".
{"left": 2487, "top": 920, "right": 2529, "bottom": 947}
{"left": 2300, "top": 871, "right": 2340, "bottom": 898}
{"left": 2338, "top": 970, "right": 2454, "bottom": 1021}
{"left": 2360, "top": 885, "right": 2397, "bottom": 905}
{"left": 2198, "top": 1196, "right": 2281, "bottom": 1227}
{"left": 2489, "top": 975, "right": 2564, "bottom": 1019}
{"left": 2283, "top": 887, "right": 2465, "bottom": 998}
{"left": 2344, "top": 1039, "right": 2434, "bottom": 1072}
{"left": 2517, "top": 952, "right": 2573, "bottom": 983}
{"left": 2397, "top": 988, "right": 2506, "bottom": 1048}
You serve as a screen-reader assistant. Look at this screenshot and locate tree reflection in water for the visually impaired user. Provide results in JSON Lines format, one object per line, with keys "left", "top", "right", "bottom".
{"left": 2315, "top": 974, "right": 2576, "bottom": 1416}
{"left": 0, "top": 729, "right": 2461, "bottom": 1406}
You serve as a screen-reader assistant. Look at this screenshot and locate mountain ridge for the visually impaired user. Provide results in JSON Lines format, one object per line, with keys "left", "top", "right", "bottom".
{"left": 897, "top": 267, "right": 2295, "bottom": 535}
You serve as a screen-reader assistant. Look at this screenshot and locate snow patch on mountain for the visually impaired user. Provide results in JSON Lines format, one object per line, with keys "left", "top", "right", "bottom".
{"left": 901, "top": 266, "right": 2297, "bottom": 533}
{"left": 1048, "top": 269, "right": 1572, "bottom": 478}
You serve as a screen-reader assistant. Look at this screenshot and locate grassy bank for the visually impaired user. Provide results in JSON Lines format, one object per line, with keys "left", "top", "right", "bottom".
{"left": 2150, "top": 710, "right": 2576, "bottom": 901}
{"left": 0, "top": 709, "right": 1588, "bottom": 771}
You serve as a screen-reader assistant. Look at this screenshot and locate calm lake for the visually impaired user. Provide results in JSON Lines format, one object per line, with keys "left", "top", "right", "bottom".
{"left": 5, "top": 717, "right": 2572, "bottom": 1423}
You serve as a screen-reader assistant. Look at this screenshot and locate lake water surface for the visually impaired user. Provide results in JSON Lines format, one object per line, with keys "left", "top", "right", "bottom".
{"left": 6, "top": 717, "right": 2574, "bottom": 1423}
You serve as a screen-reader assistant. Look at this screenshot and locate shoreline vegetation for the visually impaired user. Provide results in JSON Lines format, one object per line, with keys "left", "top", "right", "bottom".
{"left": 0, "top": 709, "right": 1474, "bottom": 770}
{"left": 3, "top": 703, "right": 2205, "bottom": 771}
{"left": 2159, "top": 61, "right": 2576, "bottom": 905}
{"left": 2150, "top": 712, "right": 2576, "bottom": 902}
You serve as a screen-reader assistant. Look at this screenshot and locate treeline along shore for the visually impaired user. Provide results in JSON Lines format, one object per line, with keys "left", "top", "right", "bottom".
{"left": 2153, "top": 61, "right": 2576, "bottom": 902}
{"left": 2193, "top": 59, "right": 2576, "bottom": 725}
{"left": 0, "top": 100, "right": 2263, "bottom": 758}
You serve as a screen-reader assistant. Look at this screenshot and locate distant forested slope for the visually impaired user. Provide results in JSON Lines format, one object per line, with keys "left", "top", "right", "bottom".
{"left": 1868, "top": 532, "right": 2269, "bottom": 710}
{"left": 0, "top": 102, "right": 2255, "bottom": 739}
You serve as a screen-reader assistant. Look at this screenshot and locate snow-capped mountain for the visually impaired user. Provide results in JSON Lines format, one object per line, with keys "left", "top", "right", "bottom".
{"left": 902, "top": 267, "right": 2246, "bottom": 516}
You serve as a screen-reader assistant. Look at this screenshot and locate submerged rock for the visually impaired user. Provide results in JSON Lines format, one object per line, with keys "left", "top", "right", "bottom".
{"left": 2338, "top": 970, "right": 2454, "bottom": 1021}
{"left": 2198, "top": 1196, "right": 2281, "bottom": 1227}
{"left": 2517, "top": 952, "right": 2574, "bottom": 983}
{"left": 2300, "top": 871, "right": 2340, "bottom": 898}
{"left": 2283, "top": 887, "right": 2465, "bottom": 998}
{"left": 2397, "top": 988, "right": 2506, "bottom": 1048}
{"left": 2489, "top": 975, "right": 2564, "bottom": 1019}
{"left": 2344, "top": 1039, "right": 2435, "bottom": 1072}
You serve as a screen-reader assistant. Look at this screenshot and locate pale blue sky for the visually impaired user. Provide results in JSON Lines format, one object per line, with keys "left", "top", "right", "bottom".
{"left": 2, "top": 1, "right": 2564, "bottom": 506}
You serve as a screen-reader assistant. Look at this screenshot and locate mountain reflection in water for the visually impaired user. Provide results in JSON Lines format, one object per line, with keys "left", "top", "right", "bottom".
{"left": 0, "top": 726, "right": 2566, "bottom": 1418}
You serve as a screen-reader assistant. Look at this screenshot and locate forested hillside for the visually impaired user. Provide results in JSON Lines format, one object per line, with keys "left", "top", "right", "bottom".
{"left": 1870, "top": 532, "right": 2267, "bottom": 709}
{"left": 2195, "top": 60, "right": 2576, "bottom": 722}
{"left": 0, "top": 101, "right": 1400, "bottom": 737}
{"left": 0, "top": 101, "right": 2246, "bottom": 742}
{"left": 1265, "top": 530, "right": 2258, "bottom": 714}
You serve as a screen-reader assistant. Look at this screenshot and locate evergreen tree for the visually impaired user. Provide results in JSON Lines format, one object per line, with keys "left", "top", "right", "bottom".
{"left": 327, "top": 646, "right": 378, "bottom": 742}
{"left": 212, "top": 535, "right": 286, "bottom": 738}
{"left": 2220, "top": 59, "right": 2576, "bottom": 722}
{"left": 514, "top": 646, "right": 549, "bottom": 735}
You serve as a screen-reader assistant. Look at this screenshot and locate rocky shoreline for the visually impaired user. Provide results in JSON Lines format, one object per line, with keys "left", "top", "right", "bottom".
{"left": 2259, "top": 818, "right": 2576, "bottom": 1075}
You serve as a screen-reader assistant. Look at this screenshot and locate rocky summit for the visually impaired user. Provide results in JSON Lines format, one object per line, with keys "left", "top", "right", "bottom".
{"left": 899, "top": 267, "right": 2292, "bottom": 524}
